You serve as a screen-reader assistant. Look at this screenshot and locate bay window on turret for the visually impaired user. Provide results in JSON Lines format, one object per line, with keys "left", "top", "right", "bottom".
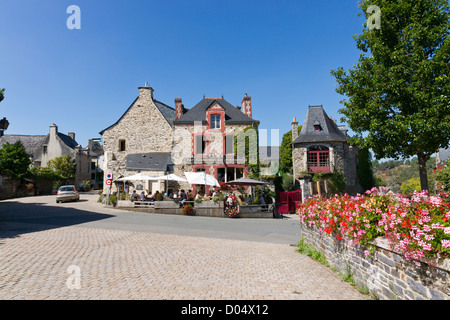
{"left": 307, "top": 145, "right": 330, "bottom": 173}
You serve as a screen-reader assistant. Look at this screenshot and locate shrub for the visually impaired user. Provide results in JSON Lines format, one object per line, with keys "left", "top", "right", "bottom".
{"left": 108, "top": 195, "right": 117, "bottom": 204}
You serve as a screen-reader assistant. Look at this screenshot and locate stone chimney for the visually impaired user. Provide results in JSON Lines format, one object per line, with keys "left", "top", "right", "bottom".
{"left": 49, "top": 124, "right": 58, "bottom": 137}
{"left": 175, "top": 98, "right": 184, "bottom": 120}
{"left": 241, "top": 93, "right": 252, "bottom": 118}
{"left": 292, "top": 117, "right": 299, "bottom": 141}
{"left": 68, "top": 132, "right": 75, "bottom": 141}
{"left": 138, "top": 83, "right": 154, "bottom": 101}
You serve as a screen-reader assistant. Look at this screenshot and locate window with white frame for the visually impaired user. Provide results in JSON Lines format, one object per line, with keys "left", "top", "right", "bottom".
{"left": 210, "top": 114, "right": 221, "bottom": 129}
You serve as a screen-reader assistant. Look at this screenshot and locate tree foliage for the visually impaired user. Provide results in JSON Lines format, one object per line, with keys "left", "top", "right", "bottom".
{"left": 0, "top": 141, "right": 31, "bottom": 178}
{"left": 234, "top": 125, "right": 260, "bottom": 179}
{"left": 400, "top": 176, "right": 421, "bottom": 194}
{"left": 331, "top": 0, "right": 450, "bottom": 191}
{"left": 357, "top": 148, "right": 376, "bottom": 192}
{"left": 279, "top": 126, "right": 301, "bottom": 174}
{"left": 47, "top": 155, "right": 76, "bottom": 180}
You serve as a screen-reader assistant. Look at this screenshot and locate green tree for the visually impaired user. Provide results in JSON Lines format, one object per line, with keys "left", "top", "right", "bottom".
{"left": 47, "top": 155, "right": 76, "bottom": 180}
{"left": 235, "top": 125, "right": 260, "bottom": 179}
{"left": 400, "top": 177, "right": 421, "bottom": 194}
{"left": 279, "top": 126, "right": 302, "bottom": 174}
{"left": 0, "top": 141, "right": 31, "bottom": 178}
{"left": 0, "top": 88, "right": 5, "bottom": 102}
{"left": 331, "top": 0, "right": 450, "bottom": 192}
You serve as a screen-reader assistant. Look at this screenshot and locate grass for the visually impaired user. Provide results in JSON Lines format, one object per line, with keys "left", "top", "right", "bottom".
{"left": 296, "top": 238, "right": 375, "bottom": 299}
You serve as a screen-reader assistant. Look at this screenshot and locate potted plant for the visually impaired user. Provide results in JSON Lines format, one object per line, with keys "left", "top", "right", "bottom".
{"left": 182, "top": 204, "right": 195, "bottom": 216}
{"left": 226, "top": 207, "right": 238, "bottom": 218}
{"left": 108, "top": 194, "right": 118, "bottom": 207}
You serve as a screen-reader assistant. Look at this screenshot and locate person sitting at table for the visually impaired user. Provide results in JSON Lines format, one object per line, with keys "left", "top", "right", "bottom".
{"left": 140, "top": 191, "right": 145, "bottom": 201}
{"left": 179, "top": 189, "right": 187, "bottom": 207}
{"left": 131, "top": 190, "right": 139, "bottom": 200}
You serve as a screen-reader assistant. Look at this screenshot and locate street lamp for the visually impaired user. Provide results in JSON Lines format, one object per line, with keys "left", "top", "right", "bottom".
{"left": 0, "top": 117, "right": 9, "bottom": 137}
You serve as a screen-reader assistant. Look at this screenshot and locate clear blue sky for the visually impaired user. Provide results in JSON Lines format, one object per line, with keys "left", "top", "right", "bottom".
{"left": 0, "top": 0, "right": 366, "bottom": 147}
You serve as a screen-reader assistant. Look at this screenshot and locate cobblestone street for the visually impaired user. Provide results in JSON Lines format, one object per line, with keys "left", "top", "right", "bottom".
{"left": 0, "top": 194, "right": 368, "bottom": 300}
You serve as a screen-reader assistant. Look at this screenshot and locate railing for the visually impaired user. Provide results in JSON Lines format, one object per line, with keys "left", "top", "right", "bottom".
{"left": 307, "top": 161, "right": 331, "bottom": 173}
{"left": 182, "top": 156, "right": 248, "bottom": 165}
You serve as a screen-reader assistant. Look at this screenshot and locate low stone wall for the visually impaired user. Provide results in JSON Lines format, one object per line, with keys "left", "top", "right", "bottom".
{"left": 299, "top": 223, "right": 450, "bottom": 300}
{"left": 238, "top": 205, "right": 273, "bottom": 218}
{"left": 195, "top": 201, "right": 225, "bottom": 217}
{"left": 114, "top": 200, "right": 273, "bottom": 219}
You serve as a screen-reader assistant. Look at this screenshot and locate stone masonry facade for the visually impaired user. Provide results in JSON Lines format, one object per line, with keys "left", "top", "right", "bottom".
{"left": 101, "top": 87, "right": 173, "bottom": 194}
{"left": 100, "top": 85, "right": 258, "bottom": 196}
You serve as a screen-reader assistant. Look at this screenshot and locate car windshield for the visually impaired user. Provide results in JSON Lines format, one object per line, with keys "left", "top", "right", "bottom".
{"left": 59, "top": 187, "right": 74, "bottom": 192}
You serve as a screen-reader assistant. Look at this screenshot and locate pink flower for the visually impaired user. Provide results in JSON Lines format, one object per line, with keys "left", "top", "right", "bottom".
{"left": 441, "top": 240, "right": 450, "bottom": 248}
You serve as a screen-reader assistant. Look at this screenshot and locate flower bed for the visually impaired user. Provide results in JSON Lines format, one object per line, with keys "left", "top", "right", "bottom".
{"left": 298, "top": 187, "right": 450, "bottom": 266}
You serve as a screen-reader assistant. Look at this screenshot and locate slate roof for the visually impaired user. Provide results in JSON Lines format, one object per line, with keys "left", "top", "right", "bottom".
{"left": 126, "top": 153, "right": 174, "bottom": 171}
{"left": 154, "top": 100, "right": 175, "bottom": 127}
{"left": 0, "top": 131, "right": 80, "bottom": 157}
{"left": 0, "top": 135, "right": 47, "bottom": 156}
{"left": 56, "top": 132, "right": 80, "bottom": 149}
{"left": 293, "top": 105, "right": 348, "bottom": 144}
{"left": 173, "top": 98, "right": 256, "bottom": 124}
{"left": 99, "top": 98, "right": 175, "bottom": 135}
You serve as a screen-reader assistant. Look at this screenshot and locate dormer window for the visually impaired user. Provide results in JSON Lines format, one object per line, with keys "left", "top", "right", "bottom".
{"left": 314, "top": 120, "right": 322, "bottom": 132}
{"left": 211, "top": 114, "right": 221, "bottom": 129}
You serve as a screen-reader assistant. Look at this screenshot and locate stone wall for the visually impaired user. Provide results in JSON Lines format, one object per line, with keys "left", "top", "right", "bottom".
{"left": 102, "top": 87, "right": 173, "bottom": 194}
{"left": 299, "top": 224, "right": 450, "bottom": 300}
{"left": 293, "top": 141, "right": 361, "bottom": 197}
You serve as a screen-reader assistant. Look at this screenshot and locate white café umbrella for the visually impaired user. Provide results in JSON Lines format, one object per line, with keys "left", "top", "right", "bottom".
{"left": 116, "top": 173, "right": 157, "bottom": 181}
{"left": 115, "top": 173, "right": 157, "bottom": 194}
{"left": 152, "top": 174, "right": 188, "bottom": 182}
{"left": 152, "top": 174, "right": 188, "bottom": 193}
{"left": 184, "top": 172, "right": 219, "bottom": 194}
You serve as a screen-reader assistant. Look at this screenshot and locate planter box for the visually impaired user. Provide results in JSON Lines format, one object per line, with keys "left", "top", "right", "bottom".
{"left": 154, "top": 201, "right": 179, "bottom": 209}
{"left": 194, "top": 200, "right": 221, "bottom": 208}
{"left": 117, "top": 200, "right": 134, "bottom": 208}
{"left": 195, "top": 201, "right": 225, "bottom": 217}
{"left": 238, "top": 205, "right": 273, "bottom": 218}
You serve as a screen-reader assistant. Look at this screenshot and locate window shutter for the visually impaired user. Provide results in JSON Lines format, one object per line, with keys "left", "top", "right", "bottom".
{"left": 195, "top": 135, "right": 203, "bottom": 154}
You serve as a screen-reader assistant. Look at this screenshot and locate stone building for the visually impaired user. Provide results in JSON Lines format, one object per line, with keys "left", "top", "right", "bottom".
{"left": 292, "top": 105, "right": 361, "bottom": 200}
{"left": 100, "top": 84, "right": 259, "bottom": 195}
{"left": 0, "top": 124, "right": 101, "bottom": 188}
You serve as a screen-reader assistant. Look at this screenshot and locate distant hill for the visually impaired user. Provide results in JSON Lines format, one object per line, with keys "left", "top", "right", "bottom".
{"left": 372, "top": 157, "right": 436, "bottom": 194}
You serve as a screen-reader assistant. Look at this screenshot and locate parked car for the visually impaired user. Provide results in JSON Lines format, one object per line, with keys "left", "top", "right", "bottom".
{"left": 56, "top": 185, "right": 80, "bottom": 203}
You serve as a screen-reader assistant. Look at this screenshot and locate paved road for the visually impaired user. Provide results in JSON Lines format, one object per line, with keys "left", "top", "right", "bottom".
{"left": 0, "top": 192, "right": 368, "bottom": 301}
